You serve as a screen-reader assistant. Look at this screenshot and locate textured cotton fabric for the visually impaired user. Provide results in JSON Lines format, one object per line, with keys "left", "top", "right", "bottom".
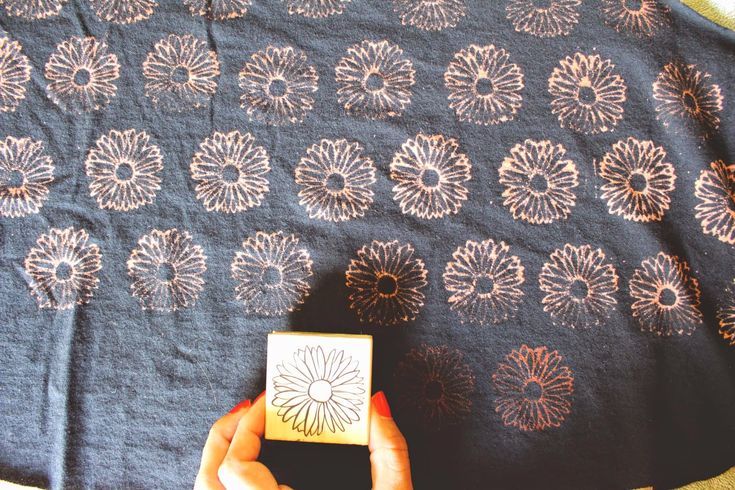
{"left": 1, "top": 1, "right": 734, "bottom": 489}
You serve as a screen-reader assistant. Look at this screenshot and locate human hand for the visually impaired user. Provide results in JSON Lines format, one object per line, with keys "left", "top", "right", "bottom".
{"left": 194, "top": 391, "right": 413, "bottom": 490}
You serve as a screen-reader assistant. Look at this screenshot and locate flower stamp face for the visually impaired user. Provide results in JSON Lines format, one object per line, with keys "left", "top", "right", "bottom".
{"left": 265, "top": 332, "right": 372, "bottom": 445}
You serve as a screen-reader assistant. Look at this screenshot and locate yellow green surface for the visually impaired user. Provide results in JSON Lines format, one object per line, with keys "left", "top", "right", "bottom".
{"left": 682, "top": 0, "right": 735, "bottom": 31}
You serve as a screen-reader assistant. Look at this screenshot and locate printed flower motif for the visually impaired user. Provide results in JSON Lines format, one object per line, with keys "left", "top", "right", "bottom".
{"left": 88, "top": 0, "right": 157, "bottom": 23}
{"left": 444, "top": 44, "right": 524, "bottom": 126}
{"left": 652, "top": 61, "right": 723, "bottom": 138}
{"left": 0, "top": 136, "right": 54, "bottom": 218}
{"left": 601, "top": 0, "right": 670, "bottom": 37}
{"left": 44, "top": 36, "right": 120, "bottom": 114}
{"left": 394, "top": 345, "right": 475, "bottom": 427}
{"left": 539, "top": 244, "right": 619, "bottom": 329}
{"left": 273, "top": 346, "right": 364, "bottom": 436}
{"left": 498, "top": 139, "right": 579, "bottom": 224}
{"left": 718, "top": 281, "right": 735, "bottom": 347}
{"left": 629, "top": 253, "right": 703, "bottom": 336}
{"left": 2, "top": 0, "right": 68, "bottom": 19}
{"left": 548, "top": 53, "right": 627, "bottom": 134}
{"left": 238, "top": 46, "right": 319, "bottom": 125}
{"left": 335, "top": 40, "right": 415, "bottom": 119}
{"left": 282, "top": 0, "right": 350, "bottom": 17}
{"left": 390, "top": 134, "right": 471, "bottom": 219}
{"left": 85, "top": 129, "right": 163, "bottom": 211}
{"left": 694, "top": 160, "right": 735, "bottom": 244}
{"left": 492, "top": 345, "right": 574, "bottom": 432}
{"left": 295, "top": 139, "right": 376, "bottom": 222}
{"left": 598, "top": 137, "right": 676, "bottom": 222}
{"left": 184, "top": 0, "right": 250, "bottom": 19}
{"left": 392, "top": 0, "right": 467, "bottom": 31}
{"left": 191, "top": 130, "right": 270, "bottom": 213}
{"left": 443, "top": 239, "right": 525, "bottom": 325}
{"left": 505, "top": 0, "right": 582, "bottom": 38}
{"left": 0, "top": 37, "right": 32, "bottom": 113}
{"left": 346, "top": 240, "right": 428, "bottom": 326}
{"left": 128, "top": 229, "right": 207, "bottom": 311}
{"left": 24, "top": 227, "right": 102, "bottom": 310}
{"left": 143, "top": 34, "right": 220, "bottom": 112}
{"left": 231, "top": 231, "right": 313, "bottom": 316}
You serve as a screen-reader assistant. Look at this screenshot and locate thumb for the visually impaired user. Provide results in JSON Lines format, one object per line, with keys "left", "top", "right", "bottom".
{"left": 369, "top": 391, "right": 413, "bottom": 490}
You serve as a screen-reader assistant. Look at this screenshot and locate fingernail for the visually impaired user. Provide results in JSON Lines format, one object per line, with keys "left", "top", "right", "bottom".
{"left": 372, "top": 391, "right": 392, "bottom": 418}
{"left": 254, "top": 390, "right": 266, "bottom": 404}
{"left": 228, "top": 399, "right": 251, "bottom": 414}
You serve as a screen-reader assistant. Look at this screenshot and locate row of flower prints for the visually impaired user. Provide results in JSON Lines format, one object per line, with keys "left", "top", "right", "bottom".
{"left": 21, "top": 227, "right": 735, "bottom": 346}
{"left": 0, "top": 34, "right": 725, "bottom": 138}
{"left": 1, "top": 0, "right": 672, "bottom": 40}
{"left": 2, "top": 131, "right": 734, "bottom": 244}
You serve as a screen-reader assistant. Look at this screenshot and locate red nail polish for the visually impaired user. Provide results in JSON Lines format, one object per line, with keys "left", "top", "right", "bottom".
{"left": 228, "top": 399, "right": 251, "bottom": 414}
{"left": 372, "top": 391, "right": 392, "bottom": 418}
{"left": 254, "top": 390, "right": 266, "bottom": 404}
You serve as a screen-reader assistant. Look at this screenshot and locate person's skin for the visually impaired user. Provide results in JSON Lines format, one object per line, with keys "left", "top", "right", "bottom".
{"left": 194, "top": 391, "right": 413, "bottom": 490}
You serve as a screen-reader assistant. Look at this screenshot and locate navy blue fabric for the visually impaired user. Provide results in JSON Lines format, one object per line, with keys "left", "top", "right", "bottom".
{"left": 1, "top": 1, "right": 734, "bottom": 489}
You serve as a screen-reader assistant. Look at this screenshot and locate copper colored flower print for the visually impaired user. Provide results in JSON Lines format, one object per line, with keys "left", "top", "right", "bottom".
{"left": 0, "top": 136, "right": 54, "bottom": 218}
{"left": 443, "top": 239, "right": 525, "bottom": 325}
{"left": 539, "top": 244, "right": 619, "bottom": 329}
{"left": 85, "top": 129, "right": 163, "bottom": 211}
{"left": 346, "top": 240, "right": 428, "bottom": 326}
{"left": 652, "top": 61, "right": 723, "bottom": 138}
{"left": 88, "top": 0, "right": 157, "bottom": 23}
{"left": 283, "top": 0, "right": 350, "bottom": 17}
{"left": 273, "top": 346, "right": 364, "bottom": 435}
{"left": 392, "top": 0, "right": 467, "bottom": 31}
{"left": 598, "top": 138, "right": 676, "bottom": 222}
{"left": 2, "top": 0, "right": 68, "bottom": 18}
{"left": 694, "top": 161, "right": 735, "bottom": 245}
{"left": 505, "top": 0, "right": 581, "bottom": 38}
{"left": 231, "top": 231, "right": 313, "bottom": 316}
{"left": 239, "top": 46, "right": 319, "bottom": 125}
{"left": 335, "top": 40, "right": 415, "bottom": 119}
{"left": 128, "top": 229, "right": 207, "bottom": 311}
{"left": 390, "top": 134, "right": 471, "bottom": 219}
{"left": 492, "top": 345, "right": 574, "bottom": 432}
{"left": 184, "top": 0, "right": 250, "bottom": 19}
{"left": 718, "top": 281, "right": 735, "bottom": 347}
{"left": 498, "top": 139, "right": 579, "bottom": 224}
{"left": 44, "top": 36, "right": 120, "bottom": 114}
{"left": 548, "top": 53, "right": 627, "bottom": 134}
{"left": 444, "top": 44, "right": 524, "bottom": 125}
{"left": 601, "top": 0, "right": 670, "bottom": 37}
{"left": 394, "top": 345, "right": 475, "bottom": 427}
{"left": 629, "top": 253, "right": 703, "bottom": 336}
{"left": 143, "top": 34, "right": 220, "bottom": 112}
{"left": 24, "top": 227, "right": 102, "bottom": 310}
{"left": 295, "top": 139, "right": 376, "bottom": 222}
{"left": 191, "top": 130, "right": 270, "bottom": 213}
{"left": 0, "top": 37, "right": 32, "bottom": 113}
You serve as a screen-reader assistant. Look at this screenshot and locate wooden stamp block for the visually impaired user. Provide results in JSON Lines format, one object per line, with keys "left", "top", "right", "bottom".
{"left": 265, "top": 331, "right": 373, "bottom": 445}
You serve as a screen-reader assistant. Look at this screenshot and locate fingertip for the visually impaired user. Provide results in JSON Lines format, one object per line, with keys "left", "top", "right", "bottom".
{"left": 372, "top": 391, "right": 392, "bottom": 418}
{"left": 228, "top": 398, "right": 252, "bottom": 414}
